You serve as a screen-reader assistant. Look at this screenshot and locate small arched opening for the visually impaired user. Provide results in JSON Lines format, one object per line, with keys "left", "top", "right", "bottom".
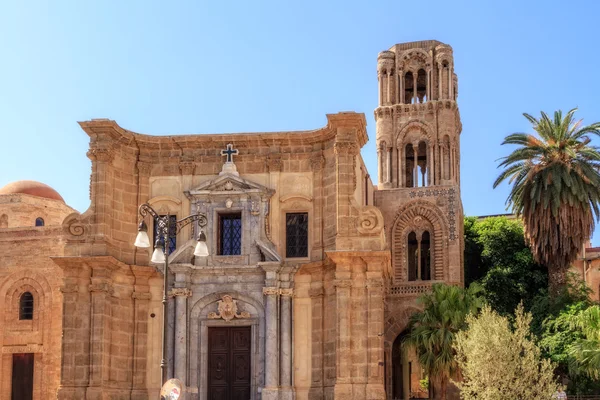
{"left": 404, "top": 71, "right": 414, "bottom": 104}
{"left": 417, "top": 141, "right": 428, "bottom": 187}
{"left": 443, "top": 135, "right": 451, "bottom": 181}
{"left": 405, "top": 143, "right": 415, "bottom": 188}
{"left": 19, "top": 292, "right": 34, "bottom": 320}
{"left": 35, "top": 217, "right": 44, "bottom": 227}
{"left": 417, "top": 69, "right": 427, "bottom": 103}
{"left": 392, "top": 331, "right": 429, "bottom": 399}
{"left": 407, "top": 232, "right": 418, "bottom": 281}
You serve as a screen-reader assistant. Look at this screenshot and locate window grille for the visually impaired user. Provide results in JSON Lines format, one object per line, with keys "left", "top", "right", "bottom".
{"left": 286, "top": 213, "right": 308, "bottom": 258}
{"left": 219, "top": 213, "right": 242, "bottom": 255}
{"left": 19, "top": 292, "right": 34, "bottom": 320}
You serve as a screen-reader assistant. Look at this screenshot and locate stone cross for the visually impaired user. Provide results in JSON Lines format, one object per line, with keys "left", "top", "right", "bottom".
{"left": 221, "top": 144, "right": 239, "bottom": 163}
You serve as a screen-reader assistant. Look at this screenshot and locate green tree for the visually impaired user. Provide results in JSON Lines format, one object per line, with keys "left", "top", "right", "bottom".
{"left": 403, "top": 283, "right": 484, "bottom": 400}
{"left": 493, "top": 108, "right": 600, "bottom": 293}
{"left": 464, "top": 216, "right": 547, "bottom": 315}
{"left": 569, "top": 305, "right": 600, "bottom": 379}
{"left": 454, "top": 305, "right": 559, "bottom": 400}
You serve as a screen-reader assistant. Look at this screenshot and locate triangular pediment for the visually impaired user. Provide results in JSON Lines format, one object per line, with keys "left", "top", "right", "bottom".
{"left": 187, "top": 173, "right": 272, "bottom": 196}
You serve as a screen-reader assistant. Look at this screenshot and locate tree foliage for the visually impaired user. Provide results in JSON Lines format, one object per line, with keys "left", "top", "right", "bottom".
{"left": 493, "top": 108, "right": 600, "bottom": 292}
{"left": 454, "top": 305, "right": 560, "bottom": 400}
{"left": 403, "top": 283, "right": 484, "bottom": 400}
{"left": 463, "top": 216, "right": 547, "bottom": 315}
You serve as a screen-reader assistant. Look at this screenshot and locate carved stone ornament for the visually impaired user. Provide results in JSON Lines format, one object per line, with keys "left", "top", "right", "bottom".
{"left": 310, "top": 153, "right": 325, "bottom": 171}
{"left": 279, "top": 288, "right": 294, "bottom": 297}
{"left": 225, "top": 198, "right": 233, "bottom": 208}
{"left": 208, "top": 295, "right": 250, "bottom": 321}
{"left": 262, "top": 287, "right": 279, "bottom": 296}
{"left": 87, "top": 147, "right": 114, "bottom": 163}
{"left": 357, "top": 206, "right": 384, "bottom": 235}
{"left": 168, "top": 288, "right": 192, "bottom": 298}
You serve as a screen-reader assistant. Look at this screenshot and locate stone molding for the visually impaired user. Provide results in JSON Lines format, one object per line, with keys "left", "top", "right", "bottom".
{"left": 60, "top": 284, "right": 79, "bottom": 294}
{"left": 136, "top": 161, "right": 153, "bottom": 176}
{"left": 87, "top": 147, "right": 114, "bottom": 163}
{"left": 333, "top": 279, "right": 353, "bottom": 289}
{"left": 333, "top": 141, "right": 359, "bottom": 156}
{"left": 262, "top": 287, "right": 279, "bottom": 296}
{"left": 168, "top": 288, "right": 192, "bottom": 298}
{"left": 132, "top": 292, "right": 152, "bottom": 300}
{"left": 279, "top": 288, "right": 294, "bottom": 297}
{"left": 89, "top": 282, "right": 113, "bottom": 294}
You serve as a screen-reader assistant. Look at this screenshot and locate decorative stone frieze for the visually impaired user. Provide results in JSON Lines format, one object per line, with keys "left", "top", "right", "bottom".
{"left": 88, "top": 282, "right": 113, "bottom": 294}
{"left": 279, "top": 288, "right": 294, "bottom": 297}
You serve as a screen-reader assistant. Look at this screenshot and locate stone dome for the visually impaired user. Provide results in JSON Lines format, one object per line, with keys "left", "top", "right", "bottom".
{"left": 0, "top": 180, "right": 65, "bottom": 203}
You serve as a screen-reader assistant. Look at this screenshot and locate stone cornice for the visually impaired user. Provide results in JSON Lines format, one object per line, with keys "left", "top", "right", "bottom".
{"left": 78, "top": 112, "right": 368, "bottom": 152}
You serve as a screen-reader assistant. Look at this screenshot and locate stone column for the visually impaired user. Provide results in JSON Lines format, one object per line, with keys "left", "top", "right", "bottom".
{"left": 280, "top": 288, "right": 294, "bottom": 400}
{"left": 413, "top": 142, "right": 419, "bottom": 187}
{"left": 386, "top": 70, "right": 391, "bottom": 104}
{"left": 438, "top": 63, "right": 442, "bottom": 100}
{"left": 263, "top": 286, "right": 280, "bottom": 399}
{"left": 171, "top": 287, "right": 192, "bottom": 382}
{"left": 413, "top": 73, "right": 418, "bottom": 103}
{"left": 378, "top": 71, "right": 383, "bottom": 106}
{"left": 334, "top": 275, "right": 353, "bottom": 398}
{"left": 55, "top": 260, "right": 92, "bottom": 400}
{"left": 310, "top": 153, "right": 325, "bottom": 259}
{"left": 365, "top": 255, "right": 389, "bottom": 400}
{"left": 386, "top": 146, "right": 392, "bottom": 185}
{"left": 131, "top": 266, "right": 154, "bottom": 400}
{"left": 377, "top": 148, "right": 383, "bottom": 187}
{"left": 87, "top": 263, "right": 118, "bottom": 398}
{"left": 398, "top": 69, "right": 403, "bottom": 104}
{"left": 351, "top": 261, "right": 368, "bottom": 399}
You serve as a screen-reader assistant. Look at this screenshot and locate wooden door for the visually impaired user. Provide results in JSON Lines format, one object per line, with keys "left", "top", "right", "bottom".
{"left": 12, "top": 353, "right": 34, "bottom": 400}
{"left": 208, "top": 326, "right": 251, "bottom": 400}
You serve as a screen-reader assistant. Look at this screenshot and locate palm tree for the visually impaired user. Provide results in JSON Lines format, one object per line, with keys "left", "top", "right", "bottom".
{"left": 403, "top": 283, "right": 484, "bottom": 400}
{"left": 569, "top": 305, "right": 600, "bottom": 379}
{"left": 494, "top": 109, "right": 600, "bottom": 293}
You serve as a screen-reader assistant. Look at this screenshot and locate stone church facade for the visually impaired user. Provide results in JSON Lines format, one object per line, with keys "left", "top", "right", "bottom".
{"left": 0, "top": 40, "right": 463, "bottom": 400}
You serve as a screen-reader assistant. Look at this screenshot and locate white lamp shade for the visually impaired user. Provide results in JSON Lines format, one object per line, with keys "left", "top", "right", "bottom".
{"left": 194, "top": 241, "right": 209, "bottom": 257}
{"left": 151, "top": 247, "right": 166, "bottom": 263}
{"left": 134, "top": 231, "right": 151, "bottom": 248}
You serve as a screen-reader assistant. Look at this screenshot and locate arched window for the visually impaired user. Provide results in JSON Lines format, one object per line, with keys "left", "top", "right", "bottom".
{"left": 421, "top": 231, "right": 431, "bottom": 280}
{"left": 19, "top": 292, "right": 34, "bottom": 320}
{"left": 407, "top": 231, "right": 432, "bottom": 281}
{"left": 35, "top": 217, "right": 44, "bottom": 227}
{"left": 404, "top": 71, "right": 414, "bottom": 104}
{"left": 417, "top": 69, "right": 427, "bottom": 103}
{"left": 405, "top": 144, "right": 415, "bottom": 188}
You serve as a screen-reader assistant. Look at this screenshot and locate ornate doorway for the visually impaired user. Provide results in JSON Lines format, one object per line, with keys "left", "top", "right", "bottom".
{"left": 208, "top": 326, "right": 251, "bottom": 400}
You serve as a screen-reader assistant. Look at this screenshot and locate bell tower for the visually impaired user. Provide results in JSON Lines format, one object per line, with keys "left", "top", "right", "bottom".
{"left": 374, "top": 40, "right": 463, "bottom": 288}
{"left": 375, "top": 40, "right": 460, "bottom": 190}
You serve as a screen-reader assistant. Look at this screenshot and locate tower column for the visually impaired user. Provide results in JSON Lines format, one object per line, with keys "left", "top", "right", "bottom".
{"left": 448, "top": 64, "right": 453, "bottom": 99}
{"left": 378, "top": 71, "right": 383, "bottom": 106}
{"left": 386, "top": 70, "right": 391, "bottom": 105}
{"left": 426, "top": 68, "right": 431, "bottom": 101}
{"left": 398, "top": 69, "right": 403, "bottom": 104}
{"left": 413, "top": 73, "right": 418, "bottom": 103}
{"left": 412, "top": 141, "right": 419, "bottom": 187}
{"left": 386, "top": 146, "right": 392, "bottom": 186}
{"left": 438, "top": 63, "right": 442, "bottom": 100}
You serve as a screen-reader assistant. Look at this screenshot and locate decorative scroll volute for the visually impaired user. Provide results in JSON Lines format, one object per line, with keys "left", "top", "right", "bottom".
{"left": 356, "top": 205, "right": 384, "bottom": 235}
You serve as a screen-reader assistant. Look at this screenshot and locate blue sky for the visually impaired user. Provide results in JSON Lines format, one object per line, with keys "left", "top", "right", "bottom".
{"left": 1, "top": 0, "right": 599, "bottom": 244}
